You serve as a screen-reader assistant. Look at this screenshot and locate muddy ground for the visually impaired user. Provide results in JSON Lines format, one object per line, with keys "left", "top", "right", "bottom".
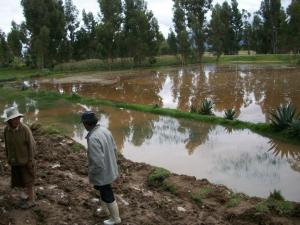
{"left": 0, "top": 124, "right": 299, "bottom": 225}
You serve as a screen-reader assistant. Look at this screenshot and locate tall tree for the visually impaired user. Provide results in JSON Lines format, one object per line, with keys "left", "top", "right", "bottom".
{"left": 259, "top": 0, "right": 282, "bottom": 53}
{"left": 0, "top": 30, "right": 11, "bottom": 66}
{"left": 7, "top": 21, "right": 25, "bottom": 58}
{"left": 220, "top": 1, "right": 234, "bottom": 55}
{"left": 251, "top": 13, "right": 265, "bottom": 53}
{"left": 230, "top": 0, "right": 243, "bottom": 54}
{"left": 123, "top": 0, "right": 163, "bottom": 64}
{"left": 173, "top": 0, "right": 190, "bottom": 63}
{"left": 63, "top": 0, "right": 79, "bottom": 60}
{"left": 97, "top": 0, "right": 122, "bottom": 62}
{"left": 74, "top": 10, "right": 98, "bottom": 60}
{"left": 208, "top": 3, "right": 224, "bottom": 60}
{"left": 21, "top": 0, "right": 65, "bottom": 68}
{"left": 167, "top": 29, "right": 178, "bottom": 55}
{"left": 287, "top": 0, "right": 300, "bottom": 53}
{"left": 241, "top": 10, "right": 252, "bottom": 55}
{"left": 181, "top": 0, "right": 212, "bottom": 60}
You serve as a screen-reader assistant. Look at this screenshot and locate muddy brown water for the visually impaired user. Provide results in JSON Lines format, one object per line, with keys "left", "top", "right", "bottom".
{"left": 37, "top": 64, "right": 300, "bottom": 123}
{"left": 2, "top": 99, "right": 299, "bottom": 202}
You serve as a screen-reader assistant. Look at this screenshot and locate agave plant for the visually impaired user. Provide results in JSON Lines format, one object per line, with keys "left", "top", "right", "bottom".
{"left": 224, "top": 108, "right": 237, "bottom": 120}
{"left": 200, "top": 99, "right": 214, "bottom": 115}
{"left": 269, "top": 104, "right": 297, "bottom": 130}
{"left": 288, "top": 119, "right": 300, "bottom": 138}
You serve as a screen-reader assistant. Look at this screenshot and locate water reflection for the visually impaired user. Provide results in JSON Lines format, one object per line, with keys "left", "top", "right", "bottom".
{"left": 38, "top": 64, "right": 300, "bottom": 123}
{"left": 1, "top": 98, "right": 300, "bottom": 201}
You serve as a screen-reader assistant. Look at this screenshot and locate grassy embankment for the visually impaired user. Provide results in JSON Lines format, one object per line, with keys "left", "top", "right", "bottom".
{"left": 1, "top": 87, "right": 299, "bottom": 145}
{"left": 1, "top": 54, "right": 299, "bottom": 82}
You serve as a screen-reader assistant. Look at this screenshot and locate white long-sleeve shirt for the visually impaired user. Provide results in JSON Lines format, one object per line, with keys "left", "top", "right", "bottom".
{"left": 86, "top": 125, "right": 119, "bottom": 186}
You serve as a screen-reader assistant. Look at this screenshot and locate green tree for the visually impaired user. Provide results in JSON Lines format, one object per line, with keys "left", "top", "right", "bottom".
{"left": 220, "top": 1, "right": 234, "bottom": 55}
{"left": 181, "top": 0, "right": 212, "bottom": 60}
{"left": 230, "top": 0, "right": 243, "bottom": 54}
{"left": 208, "top": 3, "right": 224, "bottom": 60}
{"left": 21, "top": 0, "right": 65, "bottom": 68}
{"left": 74, "top": 10, "right": 98, "bottom": 60}
{"left": 251, "top": 13, "right": 265, "bottom": 53}
{"left": 167, "top": 29, "right": 178, "bottom": 55}
{"left": 259, "top": 0, "right": 282, "bottom": 53}
{"left": 7, "top": 22, "right": 24, "bottom": 58}
{"left": 287, "top": 0, "right": 300, "bottom": 53}
{"left": 0, "top": 30, "right": 11, "bottom": 66}
{"left": 172, "top": 0, "right": 190, "bottom": 64}
{"left": 62, "top": 0, "right": 79, "bottom": 60}
{"left": 241, "top": 10, "right": 252, "bottom": 55}
{"left": 123, "top": 0, "right": 163, "bottom": 65}
{"left": 97, "top": 0, "right": 122, "bottom": 62}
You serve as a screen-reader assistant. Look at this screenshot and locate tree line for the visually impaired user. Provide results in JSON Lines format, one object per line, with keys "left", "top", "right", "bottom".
{"left": 0, "top": 0, "right": 299, "bottom": 68}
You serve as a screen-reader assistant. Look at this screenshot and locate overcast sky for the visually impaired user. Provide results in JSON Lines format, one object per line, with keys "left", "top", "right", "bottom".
{"left": 0, "top": 0, "right": 292, "bottom": 37}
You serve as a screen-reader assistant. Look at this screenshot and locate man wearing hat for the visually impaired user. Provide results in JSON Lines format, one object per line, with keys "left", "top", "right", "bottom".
{"left": 3, "top": 106, "right": 36, "bottom": 209}
{"left": 81, "top": 111, "right": 121, "bottom": 225}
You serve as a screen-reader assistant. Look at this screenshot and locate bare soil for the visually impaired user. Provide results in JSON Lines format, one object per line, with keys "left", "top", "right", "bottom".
{"left": 38, "top": 70, "right": 156, "bottom": 85}
{"left": 0, "top": 124, "right": 299, "bottom": 225}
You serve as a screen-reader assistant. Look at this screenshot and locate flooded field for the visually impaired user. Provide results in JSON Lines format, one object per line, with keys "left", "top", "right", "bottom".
{"left": 1, "top": 98, "right": 300, "bottom": 202}
{"left": 37, "top": 64, "right": 300, "bottom": 122}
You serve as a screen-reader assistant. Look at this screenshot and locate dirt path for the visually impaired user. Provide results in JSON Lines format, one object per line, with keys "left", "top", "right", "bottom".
{"left": 0, "top": 124, "right": 299, "bottom": 225}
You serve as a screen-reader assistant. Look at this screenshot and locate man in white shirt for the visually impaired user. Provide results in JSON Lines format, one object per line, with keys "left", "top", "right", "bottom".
{"left": 81, "top": 111, "right": 121, "bottom": 225}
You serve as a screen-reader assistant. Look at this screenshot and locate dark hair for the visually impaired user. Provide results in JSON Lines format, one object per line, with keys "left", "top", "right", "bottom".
{"left": 81, "top": 111, "right": 98, "bottom": 126}
{"left": 83, "top": 118, "right": 98, "bottom": 126}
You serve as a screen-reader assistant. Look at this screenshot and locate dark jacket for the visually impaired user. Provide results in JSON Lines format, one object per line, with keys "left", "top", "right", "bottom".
{"left": 4, "top": 123, "right": 36, "bottom": 165}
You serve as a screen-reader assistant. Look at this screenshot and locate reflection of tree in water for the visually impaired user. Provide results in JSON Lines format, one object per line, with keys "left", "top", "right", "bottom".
{"left": 153, "top": 117, "right": 187, "bottom": 144}
{"left": 207, "top": 66, "right": 244, "bottom": 114}
{"left": 177, "top": 68, "right": 194, "bottom": 111}
{"left": 243, "top": 67, "right": 300, "bottom": 122}
{"left": 178, "top": 119, "right": 215, "bottom": 155}
{"left": 130, "top": 113, "right": 158, "bottom": 146}
{"left": 268, "top": 139, "right": 300, "bottom": 172}
{"left": 215, "top": 151, "right": 282, "bottom": 181}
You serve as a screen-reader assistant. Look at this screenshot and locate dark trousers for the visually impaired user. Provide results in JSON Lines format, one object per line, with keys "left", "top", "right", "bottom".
{"left": 94, "top": 184, "right": 115, "bottom": 203}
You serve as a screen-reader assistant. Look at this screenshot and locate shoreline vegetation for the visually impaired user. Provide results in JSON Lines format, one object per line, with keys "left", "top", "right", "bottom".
{"left": 1, "top": 87, "right": 300, "bottom": 145}
{"left": 0, "top": 54, "right": 299, "bottom": 82}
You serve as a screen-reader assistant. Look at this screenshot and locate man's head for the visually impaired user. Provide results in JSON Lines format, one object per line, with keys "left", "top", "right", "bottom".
{"left": 80, "top": 111, "right": 98, "bottom": 131}
{"left": 5, "top": 107, "right": 24, "bottom": 128}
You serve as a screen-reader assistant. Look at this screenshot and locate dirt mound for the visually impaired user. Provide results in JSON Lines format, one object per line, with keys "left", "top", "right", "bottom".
{"left": 0, "top": 124, "right": 299, "bottom": 225}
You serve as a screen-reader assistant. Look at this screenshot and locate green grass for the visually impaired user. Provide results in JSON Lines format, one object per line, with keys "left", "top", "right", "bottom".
{"left": 53, "top": 54, "right": 299, "bottom": 73}
{"left": 255, "top": 201, "right": 270, "bottom": 213}
{"left": 0, "top": 68, "right": 56, "bottom": 82}
{"left": 148, "top": 167, "right": 171, "bottom": 186}
{"left": 71, "top": 142, "right": 84, "bottom": 152}
{"left": 225, "top": 193, "right": 242, "bottom": 208}
{"left": 1, "top": 54, "right": 297, "bottom": 81}
{"left": 42, "top": 125, "right": 61, "bottom": 135}
{"left": 190, "top": 187, "right": 214, "bottom": 204}
{"left": 1, "top": 87, "right": 300, "bottom": 145}
{"left": 263, "top": 190, "right": 295, "bottom": 215}
{"left": 216, "top": 54, "right": 299, "bottom": 64}
{"left": 161, "top": 180, "right": 177, "bottom": 194}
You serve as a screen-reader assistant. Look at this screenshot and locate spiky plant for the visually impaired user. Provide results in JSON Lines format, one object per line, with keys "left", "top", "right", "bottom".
{"left": 269, "top": 104, "right": 297, "bottom": 130}
{"left": 288, "top": 119, "right": 300, "bottom": 138}
{"left": 224, "top": 108, "right": 237, "bottom": 120}
{"left": 200, "top": 99, "right": 214, "bottom": 115}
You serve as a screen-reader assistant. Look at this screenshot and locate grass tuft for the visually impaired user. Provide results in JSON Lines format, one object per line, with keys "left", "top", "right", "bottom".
{"left": 190, "top": 187, "right": 214, "bottom": 204}
{"left": 148, "top": 167, "right": 171, "bottom": 186}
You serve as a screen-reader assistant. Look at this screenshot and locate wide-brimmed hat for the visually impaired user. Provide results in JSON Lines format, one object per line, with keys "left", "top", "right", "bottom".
{"left": 80, "top": 111, "right": 98, "bottom": 123}
{"left": 4, "top": 107, "right": 24, "bottom": 122}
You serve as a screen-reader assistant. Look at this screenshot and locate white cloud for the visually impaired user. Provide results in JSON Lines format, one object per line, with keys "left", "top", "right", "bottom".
{"left": 0, "top": 1, "right": 23, "bottom": 34}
